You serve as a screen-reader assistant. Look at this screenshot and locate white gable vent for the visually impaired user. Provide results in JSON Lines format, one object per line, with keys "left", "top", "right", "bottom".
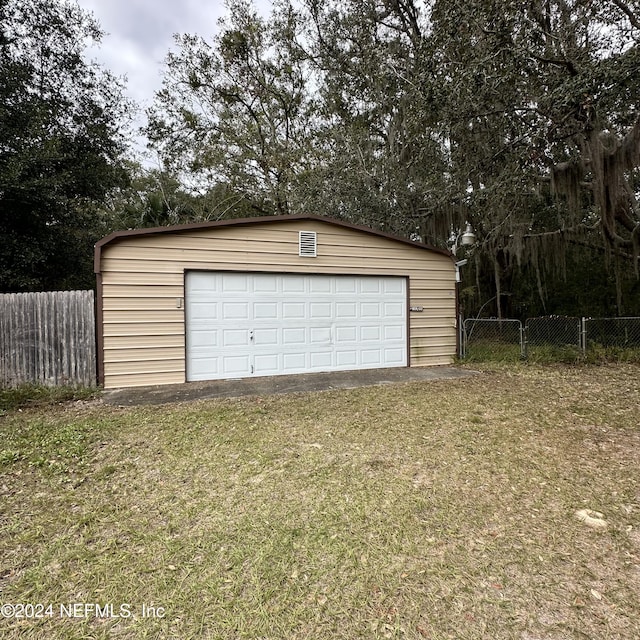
{"left": 299, "top": 231, "right": 317, "bottom": 257}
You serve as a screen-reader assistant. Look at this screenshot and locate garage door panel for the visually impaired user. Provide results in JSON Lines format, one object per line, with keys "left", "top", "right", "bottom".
{"left": 385, "top": 348, "right": 405, "bottom": 364}
{"left": 283, "top": 327, "right": 305, "bottom": 344}
{"left": 362, "top": 280, "right": 382, "bottom": 293}
{"left": 253, "top": 275, "right": 278, "bottom": 292}
{"left": 361, "top": 326, "right": 381, "bottom": 342}
{"left": 222, "top": 355, "right": 250, "bottom": 375}
{"left": 310, "top": 352, "right": 332, "bottom": 368}
{"left": 189, "top": 272, "right": 218, "bottom": 292}
{"left": 283, "top": 302, "right": 305, "bottom": 318}
{"left": 254, "top": 302, "right": 278, "bottom": 319}
{"left": 336, "top": 326, "right": 357, "bottom": 342}
{"left": 384, "top": 325, "right": 404, "bottom": 340}
{"left": 189, "top": 301, "right": 217, "bottom": 321}
{"left": 186, "top": 272, "right": 407, "bottom": 381}
{"left": 254, "top": 353, "right": 279, "bottom": 373}
{"left": 282, "top": 277, "right": 305, "bottom": 293}
{"left": 283, "top": 353, "right": 306, "bottom": 369}
{"left": 336, "top": 350, "right": 358, "bottom": 366}
{"left": 222, "top": 274, "right": 248, "bottom": 292}
{"left": 254, "top": 328, "right": 278, "bottom": 345}
{"left": 189, "top": 356, "right": 219, "bottom": 378}
{"left": 361, "top": 350, "right": 382, "bottom": 365}
{"left": 310, "top": 327, "right": 331, "bottom": 344}
{"left": 384, "top": 302, "right": 405, "bottom": 316}
{"left": 336, "top": 302, "right": 357, "bottom": 317}
{"left": 190, "top": 330, "right": 217, "bottom": 347}
{"left": 384, "top": 279, "right": 405, "bottom": 294}
{"left": 310, "top": 302, "right": 332, "bottom": 318}
{"left": 310, "top": 279, "right": 331, "bottom": 293}
{"left": 361, "top": 302, "right": 381, "bottom": 317}
{"left": 336, "top": 278, "right": 357, "bottom": 293}
{"left": 222, "top": 329, "right": 249, "bottom": 346}
{"left": 222, "top": 302, "right": 249, "bottom": 319}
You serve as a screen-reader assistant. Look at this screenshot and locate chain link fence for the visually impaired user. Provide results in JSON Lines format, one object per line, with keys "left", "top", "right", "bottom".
{"left": 462, "top": 316, "right": 640, "bottom": 362}
{"left": 524, "top": 316, "right": 583, "bottom": 361}
{"left": 462, "top": 318, "right": 523, "bottom": 361}
{"left": 584, "top": 317, "right": 640, "bottom": 348}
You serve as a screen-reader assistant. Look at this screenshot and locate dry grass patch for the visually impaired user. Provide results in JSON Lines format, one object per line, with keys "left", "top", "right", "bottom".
{"left": 1, "top": 364, "right": 639, "bottom": 639}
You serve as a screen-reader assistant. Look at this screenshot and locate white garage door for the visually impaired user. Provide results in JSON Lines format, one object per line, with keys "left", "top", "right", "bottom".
{"left": 185, "top": 272, "right": 407, "bottom": 381}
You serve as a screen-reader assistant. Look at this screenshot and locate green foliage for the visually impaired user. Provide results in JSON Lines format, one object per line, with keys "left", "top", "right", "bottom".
{"left": 0, "top": 383, "right": 97, "bottom": 413}
{"left": 463, "top": 342, "right": 640, "bottom": 365}
{"left": 462, "top": 335, "right": 640, "bottom": 364}
{"left": 425, "top": 0, "right": 640, "bottom": 308}
{"left": 525, "top": 345, "right": 584, "bottom": 365}
{"left": 0, "top": 0, "right": 132, "bottom": 292}
{"left": 2, "top": 0, "right": 629, "bottom": 310}
{"left": 146, "top": 0, "right": 312, "bottom": 216}
{"left": 461, "top": 241, "right": 640, "bottom": 319}
{"left": 462, "top": 341, "right": 524, "bottom": 363}
{"left": 0, "top": 415, "right": 96, "bottom": 472}
{"left": 101, "top": 161, "right": 262, "bottom": 229}
{"left": 0, "top": 384, "right": 99, "bottom": 472}
{"left": 583, "top": 345, "right": 640, "bottom": 364}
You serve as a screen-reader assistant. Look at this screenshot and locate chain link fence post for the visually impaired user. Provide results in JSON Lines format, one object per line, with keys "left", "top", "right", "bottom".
{"left": 458, "top": 313, "right": 465, "bottom": 359}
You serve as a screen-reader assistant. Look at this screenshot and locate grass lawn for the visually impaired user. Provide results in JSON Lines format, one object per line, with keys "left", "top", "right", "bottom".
{"left": 1, "top": 364, "right": 639, "bottom": 639}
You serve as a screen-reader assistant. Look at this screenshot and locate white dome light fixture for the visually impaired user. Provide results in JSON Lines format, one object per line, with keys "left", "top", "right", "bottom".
{"left": 460, "top": 223, "right": 476, "bottom": 246}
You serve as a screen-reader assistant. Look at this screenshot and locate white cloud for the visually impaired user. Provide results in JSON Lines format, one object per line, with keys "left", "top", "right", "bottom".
{"left": 76, "top": 0, "right": 274, "bottom": 160}
{"left": 79, "top": 0, "right": 227, "bottom": 105}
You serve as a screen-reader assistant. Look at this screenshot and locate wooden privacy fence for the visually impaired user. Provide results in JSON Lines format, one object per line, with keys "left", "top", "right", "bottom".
{"left": 0, "top": 290, "right": 96, "bottom": 388}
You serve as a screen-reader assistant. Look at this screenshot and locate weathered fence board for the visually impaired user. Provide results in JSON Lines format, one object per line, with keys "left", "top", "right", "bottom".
{"left": 0, "top": 290, "right": 96, "bottom": 387}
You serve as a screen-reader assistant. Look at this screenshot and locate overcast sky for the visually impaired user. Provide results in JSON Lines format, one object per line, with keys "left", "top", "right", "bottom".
{"left": 76, "top": 0, "right": 273, "bottom": 160}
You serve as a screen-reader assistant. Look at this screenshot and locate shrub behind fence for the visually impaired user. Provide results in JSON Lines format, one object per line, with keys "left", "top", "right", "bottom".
{"left": 463, "top": 315, "right": 640, "bottom": 362}
{"left": 584, "top": 317, "right": 640, "bottom": 348}
{"left": 462, "top": 318, "right": 523, "bottom": 360}
{"left": 524, "top": 316, "right": 582, "bottom": 361}
{"left": 0, "top": 290, "right": 96, "bottom": 388}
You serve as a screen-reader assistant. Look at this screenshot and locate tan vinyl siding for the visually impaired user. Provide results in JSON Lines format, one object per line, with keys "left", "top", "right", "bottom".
{"left": 104, "top": 334, "right": 184, "bottom": 349}
{"left": 103, "top": 298, "right": 183, "bottom": 311}
{"left": 104, "top": 355, "right": 184, "bottom": 373}
{"left": 102, "top": 322, "right": 183, "bottom": 337}
{"left": 104, "top": 370, "right": 188, "bottom": 389}
{"left": 98, "top": 219, "right": 456, "bottom": 388}
{"left": 101, "top": 272, "right": 186, "bottom": 286}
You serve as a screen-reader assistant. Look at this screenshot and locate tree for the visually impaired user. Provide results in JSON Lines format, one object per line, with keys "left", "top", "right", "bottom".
{"left": 300, "top": 0, "right": 450, "bottom": 237}
{"left": 0, "top": 0, "right": 132, "bottom": 292}
{"left": 101, "top": 161, "right": 261, "bottom": 230}
{"left": 302, "top": 0, "right": 640, "bottom": 313}
{"left": 425, "top": 0, "right": 640, "bottom": 313}
{"left": 146, "top": 0, "right": 313, "bottom": 216}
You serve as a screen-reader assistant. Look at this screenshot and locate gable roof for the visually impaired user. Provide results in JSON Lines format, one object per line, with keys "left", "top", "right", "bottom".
{"left": 94, "top": 213, "right": 452, "bottom": 273}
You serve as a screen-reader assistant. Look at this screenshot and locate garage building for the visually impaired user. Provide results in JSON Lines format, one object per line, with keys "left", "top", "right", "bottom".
{"left": 94, "top": 215, "right": 457, "bottom": 389}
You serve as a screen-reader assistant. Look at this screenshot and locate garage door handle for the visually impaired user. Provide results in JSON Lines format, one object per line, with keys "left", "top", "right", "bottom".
{"left": 250, "top": 330, "right": 254, "bottom": 341}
